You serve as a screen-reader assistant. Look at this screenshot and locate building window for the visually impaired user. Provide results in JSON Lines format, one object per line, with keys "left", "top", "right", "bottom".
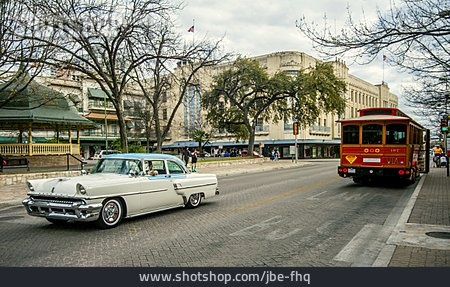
{"left": 163, "top": 109, "right": 167, "bottom": 120}
{"left": 183, "top": 85, "right": 201, "bottom": 132}
{"left": 286, "top": 70, "right": 299, "bottom": 76}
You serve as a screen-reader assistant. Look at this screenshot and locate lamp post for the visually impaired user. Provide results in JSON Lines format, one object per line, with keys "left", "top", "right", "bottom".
{"left": 104, "top": 91, "right": 108, "bottom": 151}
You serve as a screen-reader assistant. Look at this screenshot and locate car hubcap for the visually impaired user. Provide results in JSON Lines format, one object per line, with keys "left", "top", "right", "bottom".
{"left": 190, "top": 194, "right": 200, "bottom": 205}
{"left": 103, "top": 201, "right": 120, "bottom": 224}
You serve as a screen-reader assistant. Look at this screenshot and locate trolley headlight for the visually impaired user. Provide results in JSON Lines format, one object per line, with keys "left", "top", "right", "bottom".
{"left": 26, "top": 181, "right": 34, "bottom": 192}
{"left": 77, "top": 183, "right": 87, "bottom": 195}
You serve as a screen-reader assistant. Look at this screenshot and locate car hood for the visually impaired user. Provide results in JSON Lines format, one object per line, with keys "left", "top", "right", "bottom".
{"left": 27, "top": 173, "right": 135, "bottom": 197}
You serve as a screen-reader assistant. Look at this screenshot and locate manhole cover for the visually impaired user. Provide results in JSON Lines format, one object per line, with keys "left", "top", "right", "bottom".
{"left": 426, "top": 232, "right": 450, "bottom": 240}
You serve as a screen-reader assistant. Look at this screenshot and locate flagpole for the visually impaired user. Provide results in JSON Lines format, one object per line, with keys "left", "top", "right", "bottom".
{"left": 192, "top": 19, "right": 195, "bottom": 45}
{"left": 382, "top": 54, "right": 385, "bottom": 84}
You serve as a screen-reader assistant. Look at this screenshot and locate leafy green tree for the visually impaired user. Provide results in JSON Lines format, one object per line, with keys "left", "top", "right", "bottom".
{"left": 191, "top": 128, "right": 211, "bottom": 154}
{"left": 203, "top": 58, "right": 346, "bottom": 154}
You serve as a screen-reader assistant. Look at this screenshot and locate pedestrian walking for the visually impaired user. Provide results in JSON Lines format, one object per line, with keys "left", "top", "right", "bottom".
{"left": 191, "top": 149, "right": 198, "bottom": 172}
{"left": 182, "top": 147, "right": 190, "bottom": 168}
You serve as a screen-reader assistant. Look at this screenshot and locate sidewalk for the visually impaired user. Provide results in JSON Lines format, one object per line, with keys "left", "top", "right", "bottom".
{"left": 1, "top": 159, "right": 448, "bottom": 266}
{"left": 385, "top": 167, "right": 450, "bottom": 267}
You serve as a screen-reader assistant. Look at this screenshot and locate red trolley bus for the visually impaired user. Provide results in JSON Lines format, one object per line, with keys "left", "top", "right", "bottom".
{"left": 337, "top": 108, "right": 428, "bottom": 183}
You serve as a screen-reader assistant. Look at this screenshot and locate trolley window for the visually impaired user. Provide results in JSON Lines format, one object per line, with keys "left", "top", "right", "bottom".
{"left": 386, "top": 124, "right": 407, "bottom": 144}
{"left": 362, "top": 124, "right": 382, "bottom": 144}
{"left": 342, "top": 125, "right": 359, "bottom": 144}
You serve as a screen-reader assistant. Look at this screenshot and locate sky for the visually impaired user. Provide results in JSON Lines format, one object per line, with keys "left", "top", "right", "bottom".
{"left": 175, "top": 0, "right": 417, "bottom": 114}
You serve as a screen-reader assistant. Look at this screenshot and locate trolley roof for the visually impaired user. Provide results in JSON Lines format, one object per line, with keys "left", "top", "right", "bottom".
{"left": 337, "top": 108, "right": 425, "bottom": 129}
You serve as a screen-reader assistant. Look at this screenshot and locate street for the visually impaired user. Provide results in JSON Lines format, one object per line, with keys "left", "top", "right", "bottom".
{"left": 0, "top": 161, "right": 418, "bottom": 267}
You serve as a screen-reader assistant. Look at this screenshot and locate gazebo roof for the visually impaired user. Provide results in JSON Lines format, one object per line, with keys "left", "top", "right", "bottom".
{"left": 0, "top": 72, "right": 96, "bottom": 130}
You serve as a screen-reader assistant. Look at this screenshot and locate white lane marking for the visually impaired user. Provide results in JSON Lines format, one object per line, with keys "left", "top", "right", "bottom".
{"left": 307, "top": 190, "right": 330, "bottom": 200}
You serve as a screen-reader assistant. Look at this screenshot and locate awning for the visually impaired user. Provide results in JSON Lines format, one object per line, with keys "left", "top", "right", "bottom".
{"left": 85, "top": 112, "right": 131, "bottom": 121}
{"left": 88, "top": 88, "right": 110, "bottom": 99}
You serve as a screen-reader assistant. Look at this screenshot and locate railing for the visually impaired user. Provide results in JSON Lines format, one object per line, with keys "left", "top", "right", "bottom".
{"left": 0, "top": 143, "right": 80, "bottom": 156}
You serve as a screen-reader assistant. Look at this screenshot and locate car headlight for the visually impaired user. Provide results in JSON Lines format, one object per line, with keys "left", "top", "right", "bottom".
{"left": 76, "top": 183, "right": 87, "bottom": 195}
{"left": 26, "top": 181, "right": 34, "bottom": 192}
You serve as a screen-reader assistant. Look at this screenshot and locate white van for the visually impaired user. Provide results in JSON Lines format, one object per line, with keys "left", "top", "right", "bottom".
{"left": 93, "top": 150, "right": 121, "bottom": 159}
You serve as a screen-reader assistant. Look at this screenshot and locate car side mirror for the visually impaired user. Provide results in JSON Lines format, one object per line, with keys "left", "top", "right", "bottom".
{"left": 81, "top": 170, "right": 88, "bottom": 175}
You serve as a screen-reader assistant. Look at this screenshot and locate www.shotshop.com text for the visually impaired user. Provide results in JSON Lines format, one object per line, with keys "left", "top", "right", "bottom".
{"left": 138, "top": 270, "right": 311, "bottom": 285}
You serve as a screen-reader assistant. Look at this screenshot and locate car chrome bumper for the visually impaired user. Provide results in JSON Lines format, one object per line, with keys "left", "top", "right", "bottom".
{"left": 22, "top": 198, "right": 103, "bottom": 222}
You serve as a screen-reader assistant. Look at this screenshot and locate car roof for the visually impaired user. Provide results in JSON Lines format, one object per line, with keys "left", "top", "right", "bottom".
{"left": 103, "top": 153, "right": 185, "bottom": 165}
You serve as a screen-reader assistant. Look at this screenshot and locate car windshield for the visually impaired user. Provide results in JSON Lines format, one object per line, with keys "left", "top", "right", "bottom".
{"left": 91, "top": 159, "right": 142, "bottom": 175}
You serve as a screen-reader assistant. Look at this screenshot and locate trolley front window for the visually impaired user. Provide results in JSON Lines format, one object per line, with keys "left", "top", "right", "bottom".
{"left": 362, "top": 124, "right": 382, "bottom": 144}
{"left": 343, "top": 125, "right": 359, "bottom": 144}
{"left": 386, "top": 124, "right": 407, "bottom": 144}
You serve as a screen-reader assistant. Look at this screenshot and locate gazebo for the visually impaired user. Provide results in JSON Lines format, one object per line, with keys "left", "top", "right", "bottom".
{"left": 0, "top": 72, "right": 96, "bottom": 164}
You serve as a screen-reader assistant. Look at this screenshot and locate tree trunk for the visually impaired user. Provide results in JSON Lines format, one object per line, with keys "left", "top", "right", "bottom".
{"left": 247, "top": 125, "right": 256, "bottom": 155}
{"left": 153, "top": 104, "right": 163, "bottom": 153}
{"left": 115, "top": 100, "right": 128, "bottom": 152}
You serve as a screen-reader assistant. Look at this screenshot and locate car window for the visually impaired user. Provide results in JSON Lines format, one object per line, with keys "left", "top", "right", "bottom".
{"left": 167, "top": 161, "right": 185, "bottom": 174}
{"left": 91, "top": 159, "right": 142, "bottom": 175}
{"left": 144, "top": 160, "right": 167, "bottom": 175}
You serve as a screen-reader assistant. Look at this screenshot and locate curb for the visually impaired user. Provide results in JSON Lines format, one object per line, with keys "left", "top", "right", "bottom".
{"left": 372, "top": 174, "right": 427, "bottom": 267}
{"left": 0, "top": 200, "right": 24, "bottom": 212}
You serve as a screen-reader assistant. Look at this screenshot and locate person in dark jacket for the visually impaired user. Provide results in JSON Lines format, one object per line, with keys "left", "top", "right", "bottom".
{"left": 182, "top": 147, "right": 190, "bottom": 168}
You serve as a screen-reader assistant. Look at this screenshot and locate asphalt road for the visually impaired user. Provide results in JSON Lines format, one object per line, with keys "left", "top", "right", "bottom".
{"left": 0, "top": 161, "right": 418, "bottom": 267}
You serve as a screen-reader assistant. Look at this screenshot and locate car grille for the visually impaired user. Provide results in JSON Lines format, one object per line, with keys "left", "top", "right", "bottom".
{"left": 28, "top": 196, "right": 84, "bottom": 215}
{"left": 30, "top": 196, "right": 82, "bottom": 205}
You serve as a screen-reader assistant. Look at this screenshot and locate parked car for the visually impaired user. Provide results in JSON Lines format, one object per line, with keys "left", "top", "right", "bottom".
{"left": 22, "top": 153, "right": 219, "bottom": 228}
{"left": 241, "top": 150, "right": 263, "bottom": 157}
{"left": 92, "top": 150, "right": 121, "bottom": 160}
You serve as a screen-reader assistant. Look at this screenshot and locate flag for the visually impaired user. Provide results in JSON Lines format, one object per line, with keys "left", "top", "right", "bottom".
{"left": 383, "top": 54, "right": 387, "bottom": 61}
{"left": 188, "top": 25, "right": 194, "bottom": 32}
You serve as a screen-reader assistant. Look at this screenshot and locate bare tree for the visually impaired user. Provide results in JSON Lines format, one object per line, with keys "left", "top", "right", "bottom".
{"left": 24, "top": 0, "right": 173, "bottom": 151}
{"left": 0, "top": 0, "right": 52, "bottom": 108}
{"left": 297, "top": 0, "right": 449, "bottom": 114}
{"left": 297, "top": 0, "right": 449, "bottom": 76}
{"left": 130, "top": 19, "right": 232, "bottom": 152}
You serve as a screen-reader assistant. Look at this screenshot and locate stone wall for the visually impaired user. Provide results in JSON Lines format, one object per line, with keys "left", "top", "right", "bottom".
{"left": 27, "top": 155, "right": 83, "bottom": 168}
{"left": 0, "top": 170, "right": 81, "bottom": 186}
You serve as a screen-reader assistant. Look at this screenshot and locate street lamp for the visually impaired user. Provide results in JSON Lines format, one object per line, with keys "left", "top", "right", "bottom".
{"left": 104, "top": 91, "right": 108, "bottom": 151}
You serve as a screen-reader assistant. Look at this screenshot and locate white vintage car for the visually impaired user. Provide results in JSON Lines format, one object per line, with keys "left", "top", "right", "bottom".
{"left": 22, "top": 153, "right": 219, "bottom": 228}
